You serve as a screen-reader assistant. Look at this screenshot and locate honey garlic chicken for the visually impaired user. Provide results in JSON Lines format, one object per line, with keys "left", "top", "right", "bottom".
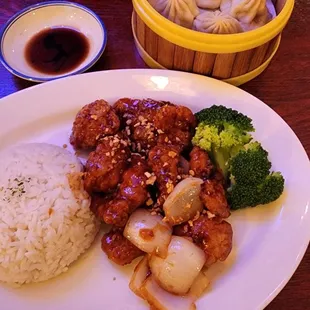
{"left": 114, "top": 98, "right": 167, "bottom": 152}
{"left": 70, "top": 99, "right": 120, "bottom": 149}
{"left": 189, "top": 146, "right": 214, "bottom": 179}
{"left": 84, "top": 134, "right": 130, "bottom": 194}
{"left": 155, "top": 105, "right": 197, "bottom": 152}
{"left": 148, "top": 145, "right": 180, "bottom": 206}
{"left": 174, "top": 215, "right": 233, "bottom": 267}
{"left": 94, "top": 155, "right": 151, "bottom": 227}
{"left": 101, "top": 229, "right": 143, "bottom": 266}
{"left": 114, "top": 98, "right": 196, "bottom": 153}
{"left": 200, "top": 179, "right": 230, "bottom": 218}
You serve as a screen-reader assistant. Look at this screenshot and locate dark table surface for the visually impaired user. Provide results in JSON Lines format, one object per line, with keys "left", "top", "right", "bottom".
{"left": 0, "top": 0, "right": 309, "bottom": 309}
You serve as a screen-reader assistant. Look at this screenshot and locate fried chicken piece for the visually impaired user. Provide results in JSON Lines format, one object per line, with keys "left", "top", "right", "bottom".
{"left": 200, "top": 179, "right": 230, "bottom": 218}
{"left": 84, "top": 134, "right": 130, "bottom": 194}
{"left": 114, "top": 98, "right": 167, "bottom": 122}
{"left": 174, "top": 215, "right": 233, "bottom": 266}
{"left": 148, "top": 145, "right": 180, "bottom": 206}
{"left": 189, "top": 146, "right": 214, "bottom": 179}
{"left": 154, "top": 105, "right": 196, "bottom": 151}
{"left": 101, "top": 229, "right": 143, "bottom": 266}
{"left": 114, "top": 98, "right": 168, "bottom": 152}
{"left": 95, "top": 155, "right": 150, "bottom": 227}
{"left": 70, "top": 100, "right": 120, "bottom": 150}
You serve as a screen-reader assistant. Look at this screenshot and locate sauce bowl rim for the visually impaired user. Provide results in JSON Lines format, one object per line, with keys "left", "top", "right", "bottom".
{"left": 0, "top": 0, "right": 107, "bottom": 83}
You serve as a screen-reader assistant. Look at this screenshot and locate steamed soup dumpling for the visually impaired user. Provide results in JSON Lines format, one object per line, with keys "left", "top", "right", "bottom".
{"left": 149, "top": 0, "right": 200, "bottom": 29}
{"left": 220, "top": 0, "right": 275, "bottom": 32}
{"left": 196, "top": 0, "right": 221, "bottom": 9}
{"left": 230, "top": 0, "right": 269, "bottom": 24}
{"left": 193, "top": 10, "right": 243, "bottom": 34}
{"left": 220, "top": 0, "right": 232, "bottom": 12}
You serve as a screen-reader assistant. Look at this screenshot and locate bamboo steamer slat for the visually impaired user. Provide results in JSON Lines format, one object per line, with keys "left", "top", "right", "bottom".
{"left": 132, "top": 0, "right": 294, "bottom": 86}
{"left": 248, "top": 42, "right": 270, "bottom": 72}
{"left": 136, "top": 14, "right": 145, "bottom": 48}
{"left": 231, "top": 49, "right": 255, "bottom": 78}
{"left": 192, "top": 52, "right": 216, "bottom": 75}
{"left": 145, "top": 25, "right": 158, "bottom": 60}
{"left": 157, "top": 36, "right": 175, "bottom": 69}
{"left": 212, "top": 53, "right": 237, "bottom": 79}
{"left": 173, "top": 46, "right": 195, "bottom": 71}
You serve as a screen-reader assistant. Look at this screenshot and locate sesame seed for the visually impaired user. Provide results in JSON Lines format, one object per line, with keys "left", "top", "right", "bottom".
{"left": 126, "top": 119, "right": 132, "bottom": 125}
{"left": 157, "top": 129, "right": 164, "bottom": 134}
{"left": 121, "top": 150, "right": 126, "bottom": 153}
{"left": 163, "top": 162, "right": 168, "bottom": 167}
{"left": 166, "top": 182, "right": 174, "bottom": 194}
{"left": 146, "top": 175, "right": 157, "bottom": 185}
{"left": 144, "top": 172, "right": 151, "bottom": 178}
{"left": 112, "top": 159, "right": 117, "bottom": 164}
{"left": 134, "top": 122, "right": 141, "bottom": 128}
{"left": 207, "top": 211, "right": 215, "bottom": 219}
{"left": 90, "top": 115, "right": 98, "bottom": 120}
{"left": 176, "top": 137, "right": 181, "bottom": 142}
{"left": 106, "top": 152, "right": 110, "bottom": 156}
{"left": 146, "top": 198, "right": 153, "bottom": 206}
{"left": 193, "top": 211, "right": 200, "bottom": 222}
{"left": 168, "top": 151, "right": 177, "bottom": 158}
{"left": 165, "top": 137, "right": 169, "bottom": 143}
{"left": 189, "top": 170, "right": 195, "bottom": 176}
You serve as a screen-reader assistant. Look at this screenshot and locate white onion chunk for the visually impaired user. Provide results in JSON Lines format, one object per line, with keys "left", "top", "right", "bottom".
{"left": 141, "top": 275, "right": 196, "bottom": 310}
{"left": 124, "top": 209, "right": 172, "bottom": 257}
{"left": 129, "top": 255, "right": 150, "bottom": 298}
{"left": 163, "top": 177, "right": 204, "bottom": 225}
{"left": 149, "top": 236, "right": 206, "bottom": 295}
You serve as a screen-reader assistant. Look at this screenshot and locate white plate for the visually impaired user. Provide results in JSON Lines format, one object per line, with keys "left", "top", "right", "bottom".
{"left": 0, "top": 69, "right": 309, "bottom": 310}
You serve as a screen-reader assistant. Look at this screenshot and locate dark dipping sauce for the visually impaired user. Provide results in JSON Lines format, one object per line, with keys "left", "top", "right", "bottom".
{"left": 25, "top": 27, "right": 90, "bottom": 75}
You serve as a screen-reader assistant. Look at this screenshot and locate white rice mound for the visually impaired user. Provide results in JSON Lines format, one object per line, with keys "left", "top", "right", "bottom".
{"left": 0, "top": 143, "right": 99, "bottom": 285}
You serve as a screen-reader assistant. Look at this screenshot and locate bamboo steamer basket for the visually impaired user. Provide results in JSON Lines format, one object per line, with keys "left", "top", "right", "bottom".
{"left": 132, "top": 0, "right": 294, "bottom": 86}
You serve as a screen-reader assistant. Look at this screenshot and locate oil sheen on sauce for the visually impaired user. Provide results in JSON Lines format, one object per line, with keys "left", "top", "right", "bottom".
{"left": 25, "top": 27, "right": 90, "bottom": 75}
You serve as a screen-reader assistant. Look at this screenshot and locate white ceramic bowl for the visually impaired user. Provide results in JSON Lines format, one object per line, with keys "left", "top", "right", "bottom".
{"left": 0, "top": 1, "right": 107, "bottom": 82}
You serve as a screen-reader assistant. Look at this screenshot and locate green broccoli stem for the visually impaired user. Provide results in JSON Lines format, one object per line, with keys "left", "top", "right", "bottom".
{"left": 212, "top": 147, "right": 231, "bottom": 179}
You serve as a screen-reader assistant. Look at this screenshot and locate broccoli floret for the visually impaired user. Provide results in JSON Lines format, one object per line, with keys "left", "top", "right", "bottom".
{"left": 195, "top": 105, "right": 254, "bottom": 132}
{"left": 192, "top": 105, "right": 254, "bottom": 177}
{"left": 228, "top": 143, "right": 285, "bottom": 210}
{"left": 229, "top": 142, "right": 271, "bottom": 185}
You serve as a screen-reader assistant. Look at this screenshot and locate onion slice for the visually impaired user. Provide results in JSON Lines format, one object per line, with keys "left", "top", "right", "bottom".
{"left": 188, "top": 270, "right": 210, "bottom": 301}
{"left": 129, "top": 255, "right": 150, "bottom": 298}
{"left": 141, "top": 275, "right": 196, "bottom": 310}
{"left": 124, "top": 209, "right": 172, "bottom": 257}
{"left": 163, "top": 177, "right": 204, "bottom": 225}
{"left": 149, "top": 236, "right": 206, "bottom": 295}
